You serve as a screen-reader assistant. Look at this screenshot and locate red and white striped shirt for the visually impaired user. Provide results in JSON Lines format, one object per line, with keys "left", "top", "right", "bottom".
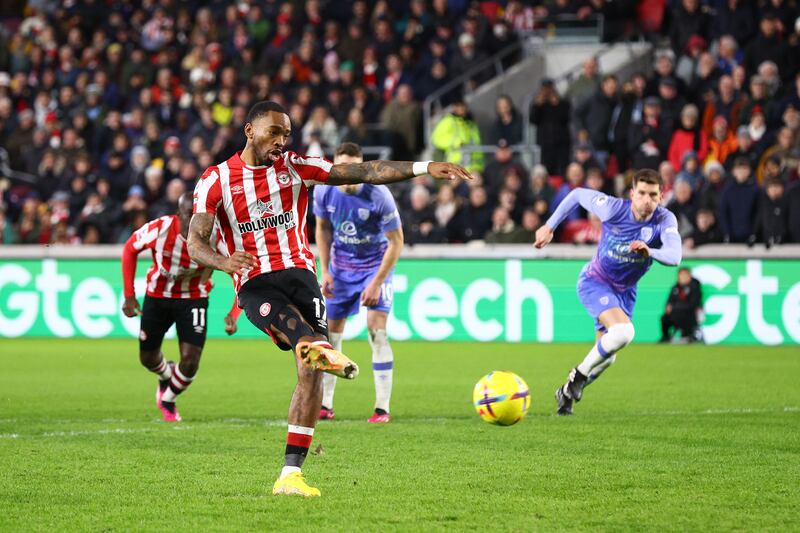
{"left": 122, "top": 215, "right": 222, "bottom": 299}
{"left": 193, "top": 151, "right": 331, "bottom": 292}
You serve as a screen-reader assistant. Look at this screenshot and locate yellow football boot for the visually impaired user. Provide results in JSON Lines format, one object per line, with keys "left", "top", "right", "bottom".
{"left": 272, "top": 471, "right": 321, "bottom": 497}
{"left": 296, "top": 341, "right": 359, "bottom": 379}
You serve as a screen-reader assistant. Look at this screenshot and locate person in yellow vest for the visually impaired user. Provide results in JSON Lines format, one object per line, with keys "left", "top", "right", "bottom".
{"left": 431, "top": 99, "right": 485, "bottom": 172}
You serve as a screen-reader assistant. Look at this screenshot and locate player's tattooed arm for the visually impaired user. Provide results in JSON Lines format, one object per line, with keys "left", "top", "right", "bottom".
{"left": 187, "top": 213, "right": 257, "bottom": 274}
{"left": 327, "top": 161, "right": 471, "bottom": 185}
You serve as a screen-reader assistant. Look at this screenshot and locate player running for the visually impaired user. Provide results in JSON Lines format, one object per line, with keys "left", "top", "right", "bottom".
{"left": 187, "top": 101, "right": 470, "bottom": 497}
{"left": 534, "top": 169, "right": 682, "bottom": 415}
{"left": 314, "top": 142, "right": 403, "bottom": 424}
{"left": 121, "top": 192, "right": 237, "bottom": 422}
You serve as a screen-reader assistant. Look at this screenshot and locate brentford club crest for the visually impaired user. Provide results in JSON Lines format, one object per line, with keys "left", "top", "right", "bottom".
{"left": 276, "top": 172, "right": 291, "bottom": 187}
{"left": 259, "top": 302, "right": 271, "bottom": 317}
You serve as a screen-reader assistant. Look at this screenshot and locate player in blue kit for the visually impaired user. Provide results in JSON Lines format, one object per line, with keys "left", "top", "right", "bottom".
{"left": 313, "top": 143, "right": 404, "bottom": 423}
{"left": 534, "top": 169, "right": 682, "bottom": 415}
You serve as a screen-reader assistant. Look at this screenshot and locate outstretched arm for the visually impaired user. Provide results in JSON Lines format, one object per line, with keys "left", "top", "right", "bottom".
{"left": 535, "top": 188, "right": 618, "bottom": 248}
{"left": 187, "top": 213, "right": 257, "bottom": 274}
{"left": 325, "top": 161, "right": 471, "bottom": 186}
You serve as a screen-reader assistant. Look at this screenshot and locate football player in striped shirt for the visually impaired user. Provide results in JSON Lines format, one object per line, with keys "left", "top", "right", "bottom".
{"left": 188, "top": 101, "right": 470, "bottom": 497}
{"left": 121, "top": 192, "right": 235, "bottom": 422}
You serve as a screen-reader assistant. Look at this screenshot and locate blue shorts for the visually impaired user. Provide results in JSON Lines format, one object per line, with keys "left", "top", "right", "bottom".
{"left": 326, "top": 266, "right": 393, "bottom": 320}
{"left": 576, "top": 271, "right": 636, "bottom": 332}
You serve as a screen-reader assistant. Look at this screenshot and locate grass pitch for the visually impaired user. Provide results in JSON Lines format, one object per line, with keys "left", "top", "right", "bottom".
{"left": 1, "top": 339, "right": 798, "bottom": 532}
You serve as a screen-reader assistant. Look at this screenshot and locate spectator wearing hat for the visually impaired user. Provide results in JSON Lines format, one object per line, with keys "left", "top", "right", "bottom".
{"left": 490, "top": 95, "right": 524, "bottom": 146}
{"left": 677, "top": 150, "right": 705, "bottom": 190}
{"left": 658, "top": 76, "right": 687, "bottom": 124}
{"left": 706, "top": 116, "right": 738, "bottom": 167}
{"left": 719, "top": 157, "right": 760, "bottom": 243}
{"left": 450, "top": 32, "right": 491, "bottom": 89}
{"left": 414, "top": 61, "right": 456, "bottom": 105}
{"left": 629, "top": 96, "right": 673, "bottom": 169}
{"left": 574, "top": 141, "right": 603, "bottom": 173}
{"left": 668, "top": 104, "right": 709, "bottom": 171}
{"left": 576, "top": 74, "right": 618, "bottom": 165}
{"left": 698, "top": 159, "right": 728, "bottom": 212}
{"left": 676, "top": 34, "right": 708, "bottom": 87}
{"left": 755, "top": 177, "right": 789, "bottom": 247}
{"left": 669, "top": 0, "right": 711, "bottom": 58}
{"left": 744, "top": 13, "right": 788, "bottom": 76}
{"left": 531, "top": 79, "right": 572, "bottom": 176}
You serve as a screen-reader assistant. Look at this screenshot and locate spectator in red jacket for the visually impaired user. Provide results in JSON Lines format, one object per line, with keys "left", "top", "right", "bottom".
{"left": 668, "top": 103, "right": 709, "bottom": 170}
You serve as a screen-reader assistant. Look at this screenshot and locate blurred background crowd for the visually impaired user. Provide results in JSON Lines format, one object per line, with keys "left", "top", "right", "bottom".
{"left": 0, "top": 0, "right": 799, "bottom": 247}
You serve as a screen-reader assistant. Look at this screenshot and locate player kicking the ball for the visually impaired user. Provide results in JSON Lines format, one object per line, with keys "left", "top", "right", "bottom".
{"left": 188, "top": 101, "right": 470, "bottom": 497}
{"left": 314, "top": 143, "right": 403, "bottom": 424}
{"left": 121, "top": 192, "right": 237, "bottom": 422}
{"left": 534, "top": 169, "right": 682, "bottom": 415}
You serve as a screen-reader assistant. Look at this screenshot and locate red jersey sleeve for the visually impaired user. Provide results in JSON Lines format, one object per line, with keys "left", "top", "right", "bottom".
{"left": 121, "top": 218, "right": 162, "bottom": 297}
{"left": 193, "top": 166, "right": 222, "bottom": 214}
{"left": 288, "top": 152, "right": 333, "bottom": 186}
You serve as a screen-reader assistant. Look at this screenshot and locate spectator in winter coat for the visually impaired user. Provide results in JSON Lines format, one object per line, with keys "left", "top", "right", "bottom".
{"left": 702, "top": 75, "right": 745, "bottom": 137}
{"left": 531, "top": 79, "right": 572, "bottom": 176}
{"left": 744, "top": 13, "right": 788, "bottom": 77}
{"left": 657, "top": 77, "right": 687, "bottom": 125}
{"left": 403, "top": 185, "right": 445, "bottom": 244}
{"left": 685, "top": 208, "right": 723, "bottom": 248}
{"left": 706, "top": 116, "right": 738, "bottom": 166}
{"left": 449, "top": 185, "right": 493, "bottom": 242}
{"left": 724, "top": 126, "right": 761, "bottom": 171}
{"left": 659, "top": 267, "right": 703, "bottom": 343}
{"left": 667, "top": 178, "right": 697, "bottom": 237}
{"left": 431, "top": 100, "right": 484, "bottom": 172}
{"left": 490, "top": 95, "right": 524, "bottom": 146}
{"left": 754, "top": 177, "right": 789, "bottom": 247}
{"left": 676, "top": 151, "right": 705, "bottom": 190}
{"left": 697, "top": 160, "right": 727, "bottom": 212}
{"left": 629, "top": 97, "right": 674, "bottom": 170}
{"left": 668, "top": 104, "right": 709, "bottom": 170}
{"left": 719, "top": 157, "right": 760, "bottom": 243}
{"left": 669, "top": 0, "right": 711, "bottom": 58}
{"left": 575, "top": 75, "right": 618, "bottom": 156}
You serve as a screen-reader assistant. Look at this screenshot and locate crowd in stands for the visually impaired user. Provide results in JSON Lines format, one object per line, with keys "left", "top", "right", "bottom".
{"left": 0, "top": 1, "right": 799, "bottom": 248}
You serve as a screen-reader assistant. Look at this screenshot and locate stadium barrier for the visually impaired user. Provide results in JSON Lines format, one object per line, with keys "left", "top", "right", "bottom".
{"left": 1, "top": 245, "right": 799, "bottom": 345}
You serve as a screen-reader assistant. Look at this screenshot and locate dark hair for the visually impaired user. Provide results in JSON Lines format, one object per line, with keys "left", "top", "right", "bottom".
{"left": 679, "top": 267, "right": 691, "bottom": 274}
{"left": 632, "top": 168, "right": 663, "bottom": 189}
{"left": 246, "top": 101, "right": 287, "bottom": 123}
{"left": 335, "top": 142, "right": 363, "bottom": 158}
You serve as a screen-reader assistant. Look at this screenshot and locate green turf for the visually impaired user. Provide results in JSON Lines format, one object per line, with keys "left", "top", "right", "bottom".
{"left": 0, "top": 339, "right": 798, "bottom": 532}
